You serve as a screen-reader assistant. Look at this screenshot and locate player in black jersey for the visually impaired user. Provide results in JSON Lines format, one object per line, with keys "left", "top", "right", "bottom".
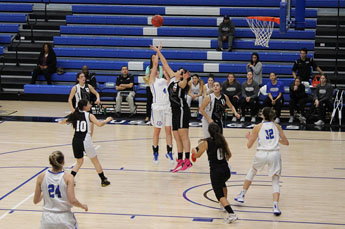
{"left": 200, "top": 82, "right": 240, "bottom": 138}
{"left": 151, "top": 45, "right": 192, "bottom": 172}
{"left": 59, "top": 99, "right": 113, "bottom": 187}
{"left": 192, "top": 123, "right": 238, "bottom": 223}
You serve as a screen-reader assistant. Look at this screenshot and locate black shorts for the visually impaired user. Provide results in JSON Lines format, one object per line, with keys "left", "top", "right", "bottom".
{"left": 72, "top": 137, "right": 85, "bottom": 159}
{"left": 210, "top": 164, "right": 231, "bottom": 200}
{"left": 172, "top": 106, "right": 190, "bottom": 131}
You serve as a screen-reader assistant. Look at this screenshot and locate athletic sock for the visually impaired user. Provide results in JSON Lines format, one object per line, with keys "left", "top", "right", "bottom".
{"left": 98, "top": 172, "right": 106, "bottom": 181}
{"left": 178, "top": 152, "right": 183, "bottom": 160}
{"left": 167, "top": 145, "right": 172, "bottom": 154}
{"left": 224, "top": 205, "right": 234, "bottom": 214}
{"left": 273, "top": 201, "right": 279, "bottom": 209}
{"left": 71, "top": 171, "right": 77, "bottom": 177}
{"left": 240, "top": 189, "right": 247, "bottom": 196}
{"left": 185, "top": 152, "right": 190, "bottom": 159}
{"left": 152, "top": 145, "right": 159, "bottom": 154}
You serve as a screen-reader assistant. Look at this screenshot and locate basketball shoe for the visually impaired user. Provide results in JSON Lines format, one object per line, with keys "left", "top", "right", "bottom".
{"left": 101, "top": 178, "right": 110, "bottom": 187}
{"left": 180, "top": 158, "right": 192, "bottom": 171}
{"left": 224, "top": 213, "right": 238, "bottom": 223}
{"left": 153, "top": 153, "right": 159, "bottom": 164}
{"left": 172, "top": 159, "right": 184, "bottom": 173}
{"left": 234, "top": 192, "right": 245, "bottom": 203}
{"left": 165, "top": 152, "right": 174, "bottom": 164}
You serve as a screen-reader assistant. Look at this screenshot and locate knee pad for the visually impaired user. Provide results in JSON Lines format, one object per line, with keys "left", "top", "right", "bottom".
{"left": 272, "top": 175, "right": 280, "bottom": 193}
{"left": 245, "top": 167, "right": 257, "bottom": 181}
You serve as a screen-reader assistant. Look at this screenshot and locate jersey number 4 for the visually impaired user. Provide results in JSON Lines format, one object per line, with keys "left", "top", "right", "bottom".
{"left": 265, "top": 129, "right": 274, "bottom": 139}
{"left": 76, "top": 120, "right": 87, "bottom": 132}
{"left": 48, "top": 184, "right": 62, "bottom": 198}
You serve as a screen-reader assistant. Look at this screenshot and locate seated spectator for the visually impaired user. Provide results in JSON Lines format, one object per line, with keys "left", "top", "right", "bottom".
{"left": 81, "top": 65, "right": 97, "bottom": 89}
{"left": 240, "top": 72, "right": 259, "bottom": 123}
{"left": 263, "top": 73, "right": 284, "bottom": 123}
{"left": 143, "top": 54, "right": 163, "bottom": 123}
{"left": 246, "top": 52, "right": 263, "bottom": 85}
{"left": 312, "top": 75, "right": 333, "bottom": 126}
{"left": 203, "top": 74, "right": 215, "bottom": 97}
{"left": 216, "top": 15, "right": 235, "bottom": 52}
{"left": 186, "top": 74, "right": 204, "bottom": 109}
{"left": 222, "top": 73, "right": 241, "bottom": 122}
{"left": 292, "top": 48, "right": 324, "bottom": 87}
{"left": 115, "top": 66, "right": 136, "bottom": 118}
{"left": 289, "top": 77, "right": 313, "bottom": 124}
{"left": 30, "top": 43, "right": 56, "bottom": 85}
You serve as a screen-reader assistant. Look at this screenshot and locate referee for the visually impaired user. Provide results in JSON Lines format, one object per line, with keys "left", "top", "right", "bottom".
{"left": 292, "top": 48, "right": 323, "bottom": 85}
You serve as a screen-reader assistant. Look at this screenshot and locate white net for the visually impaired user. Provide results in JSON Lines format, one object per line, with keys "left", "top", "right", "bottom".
{"left": 246, "top": 18, "right": 275, "bottom": 48}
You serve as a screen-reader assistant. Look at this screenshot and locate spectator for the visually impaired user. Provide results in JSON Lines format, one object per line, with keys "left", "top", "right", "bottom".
{"left": 246, "top": 52, "right": 263, "bottom": 85}
{"left": 240, "top": 72, "right": 259, "bottom": 123}
{"left": 115, "top": 66, "right": 136, "bottom": 118}
{"left": 289, "top": 77, "right": 313, "bottom": 124}
{"left": 292, "top": 48, "right": 324, "bottom": 86}
{"left": 203, "top": 74, "right": 215, "bottom": 97}
{"left": 30, "top": 43, "right": 56, "bottom": 85}
{"left": 186, "top": 74, "right": 204, "bottom": 109}
{"left": 81, "top": 65, "right": 97, "bottom": 89}
{"left": 313, "top": 75, "right": 333, "bottom": 126}
{"left": 217, "top": 15, "right": 235, "bottom": 52}
{"left": 222, "top": 73, "right": 241, "bottom": 122}
{"left": 263, "top": 73, "right": 284, "bottom": 124}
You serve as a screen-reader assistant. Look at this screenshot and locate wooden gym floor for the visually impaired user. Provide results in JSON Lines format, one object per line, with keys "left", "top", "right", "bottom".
{"left": 0, "top": 100, "right": 345, "bottom": 228}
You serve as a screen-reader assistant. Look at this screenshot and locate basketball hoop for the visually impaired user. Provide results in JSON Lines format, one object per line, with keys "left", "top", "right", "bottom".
{"left": 246, "top": 16, "right": 280, "bottom": 48}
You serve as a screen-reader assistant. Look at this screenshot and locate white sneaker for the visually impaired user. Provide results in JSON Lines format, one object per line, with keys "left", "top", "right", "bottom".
{"left": 274, "top": 117, "right": 280, "bottom": 124}
{"left": 288, "top": 116, "right": 294, "bottom": 123}
{"left": 299, "top": 115, "right": 306, "bottom": 124}
{"left": 219, "top": 203, "right": 226, "bottom": 212}
{"left": 234, "top": 194, "right": 244, "bottom": 203}
{"left": 314, "top": 120, "right": 325, "bottom": 126}
{"left": 240, "top": 117, "right": 245, "bottom": 122}
{"left": 251, "top": 117, "right": 256, "bottom": 123}
{"left": 224, "top": 213, "right": 238, "bottom": 223}
{"left": 231, "top": 116, "right": 237, "bottom": 122}
{"left": 273, "top": 207, "right": 281, "bottom": 216}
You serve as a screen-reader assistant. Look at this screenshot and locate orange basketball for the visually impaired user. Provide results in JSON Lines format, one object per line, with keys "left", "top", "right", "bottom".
{"left": 151, "top": 15, "right": 164, "bottom": 27}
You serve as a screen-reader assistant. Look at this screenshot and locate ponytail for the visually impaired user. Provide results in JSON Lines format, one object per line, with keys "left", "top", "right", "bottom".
{"left": 49, "top": 151, "right": 64, "bottom": 171}
{"left": 207, "top": 123, "right": 230, "bottom": 158}
{"left": 66, "top": 99, "right": 88, "bottom": 128}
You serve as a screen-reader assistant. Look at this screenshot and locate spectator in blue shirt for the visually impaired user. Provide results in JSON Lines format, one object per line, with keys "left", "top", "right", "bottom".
{"left": 263, "top": 72, "right": 284, "bottom": 123}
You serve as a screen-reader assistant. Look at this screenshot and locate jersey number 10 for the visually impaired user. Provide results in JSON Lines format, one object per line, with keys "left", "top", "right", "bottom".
{"left": 76, "top": 120, "right": 87, "bottom": 132}
{"left": 48, "top": 184, "right": 62, "bottom": 198}
{"left": 265, "top": 129, "right": 274, "bottom": 139}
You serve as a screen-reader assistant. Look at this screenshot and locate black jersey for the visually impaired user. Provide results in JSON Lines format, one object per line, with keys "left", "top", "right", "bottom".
{"left": 211, "top": 94, "right": 227, "bottom": 123}
{"left": 168, "top": 78, "right": 188, "bottom": 108}
{"left": 206, "top": 138, "right": 227, "bottom": 170}
{"left": 73, "top": 111, "right": 91, "bottom": 140}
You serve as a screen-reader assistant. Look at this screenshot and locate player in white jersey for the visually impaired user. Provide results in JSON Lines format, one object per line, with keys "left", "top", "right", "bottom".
{"left": 68, "top": 72, "right": 101, "bottom": 137}
{"left": 149, "top": 48, "right": 173, "bottom": 164}
{"left": 34, "top": 151, "right": 88, "bottom": 228}
{"left": 60, "top": 99, "right": 113, "bottom": 187}
{"left": 186, "top": 74, "right": 203, "bottom": 108}
{"left": 203, "top": 74, "right": 215, "bottom": 97}
{"left": 234, "top": 107, "right": 289, "bottom": 216}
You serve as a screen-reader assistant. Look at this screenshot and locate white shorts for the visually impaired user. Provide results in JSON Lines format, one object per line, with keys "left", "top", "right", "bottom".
{"left": 83, "top": 136, "right": 97, "bottom": 159}
{"left": 40, "top": 211, "right": 78, "bottom": 229}
{"left": 202, "top": 118, "right": 210, "bottom": 138}
{"left": 151, "top": 105, "right": 172, "bottom": 128}
{"left": 252, "top": 150, "right": 281, "bottom": 177}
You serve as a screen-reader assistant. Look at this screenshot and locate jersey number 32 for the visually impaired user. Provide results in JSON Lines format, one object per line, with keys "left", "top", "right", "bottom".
{"left": 265, "top": 129, "right": 274, "bottom": 140}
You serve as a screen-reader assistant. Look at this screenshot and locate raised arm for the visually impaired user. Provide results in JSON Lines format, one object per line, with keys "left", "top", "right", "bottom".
{"left": 178, "top": 71, "right": 189, "bottom": 89}
{"left": 68, "top": 86, "right": 77, "bottom": 112}
{"left": 89, "top": 114, "right": 113, "bottom": 127}
{"left": 150, "top": 45, "right": 175, "bottom": 78}
{"left": 149, "top": 53, "right": 159, "bottom": 85}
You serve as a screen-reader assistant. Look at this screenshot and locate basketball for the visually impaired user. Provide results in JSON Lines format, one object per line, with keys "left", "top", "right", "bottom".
{"left": 151, "top": 15, "right": 164, "bottom": 27}
{"left": 191, "top": 153, "right": 197, "bottom": 162}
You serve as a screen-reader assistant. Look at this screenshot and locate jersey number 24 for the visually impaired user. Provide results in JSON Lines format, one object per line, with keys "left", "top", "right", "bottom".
{"left": 48, "top": 184, "right": 62, "bottom": 198}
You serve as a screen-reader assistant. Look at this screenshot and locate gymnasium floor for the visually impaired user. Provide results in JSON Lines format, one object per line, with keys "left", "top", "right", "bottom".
{"left": 0, "top": 100, "right": 345, "bottom": 228}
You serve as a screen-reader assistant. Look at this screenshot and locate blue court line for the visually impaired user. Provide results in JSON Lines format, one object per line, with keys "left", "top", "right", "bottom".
{"left": 1, "top": 208, "right": 344, "bottom": 226}
{"left": 0, "top": 167, "right": 49, "bottom": 201}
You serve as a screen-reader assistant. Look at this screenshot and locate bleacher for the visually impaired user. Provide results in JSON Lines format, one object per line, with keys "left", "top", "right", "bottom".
{"left": 1, "top": 0, "right": 327, "bottom": 115}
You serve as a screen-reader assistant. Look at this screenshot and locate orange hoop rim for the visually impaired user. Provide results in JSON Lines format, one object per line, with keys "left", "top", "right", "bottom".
{"left": 247, "top": 16, "right": 280, "bottom": 25}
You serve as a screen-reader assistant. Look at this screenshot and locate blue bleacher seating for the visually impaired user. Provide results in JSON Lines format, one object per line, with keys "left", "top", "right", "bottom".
{"left": 0, "top": 46, "right": 4, "bottom": 55}
{"left": 0, "top": 13, "right": 26, "bottom": 23}
{"left": 0, "top": 3, "right": 32, "bottom": 12}
{"left": 0, "top": 24, "right": 19, "bottom": 33}
{"left": 0, "top": 35, "right": 12, "bottom": 44}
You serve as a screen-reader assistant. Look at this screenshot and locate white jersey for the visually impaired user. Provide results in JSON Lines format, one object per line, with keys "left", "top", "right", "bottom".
{"left": 41, "top": 171, "right": 72, "bottom": 212}
{"left": 151, "top": 78, "right": 170, "bottom": 107}
{"left": 191, "top": 82, "right": 201, "bottom": 95}
{"left": 75, "top": 84, "right": 91, "bottom": 105}
{"left": 257, "top": 121, "right": 280, "bottom": 151}
{"left": 205, "top": 83, "right": 212, "bottom": 95}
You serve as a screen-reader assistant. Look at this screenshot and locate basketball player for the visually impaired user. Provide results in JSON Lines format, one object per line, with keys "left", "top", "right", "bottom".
{"left": 151, "top": 45, "right": 192, "bottom": 172}
{"left": 203, "top": 74, "right": 215, "bottom": 97}
{"left": 34, "top": 151, "right": 88, "bottom": 228}
{"left": 68, "top": 72, "right": 101, "bottom": 137}
{"left": 149, "top": 47, "right": 173, "bottom": 164}
{"left": 191, "top": 123, "right": 238, "bottom": 223}
{"left": 234, "top": 107, "right": 289, "bottom": 216}
{"left": 200, "top": 82, "right": 240, "bottom": 138}
{"left": 59, "top": 99, "right": 112, "bottom": 187}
